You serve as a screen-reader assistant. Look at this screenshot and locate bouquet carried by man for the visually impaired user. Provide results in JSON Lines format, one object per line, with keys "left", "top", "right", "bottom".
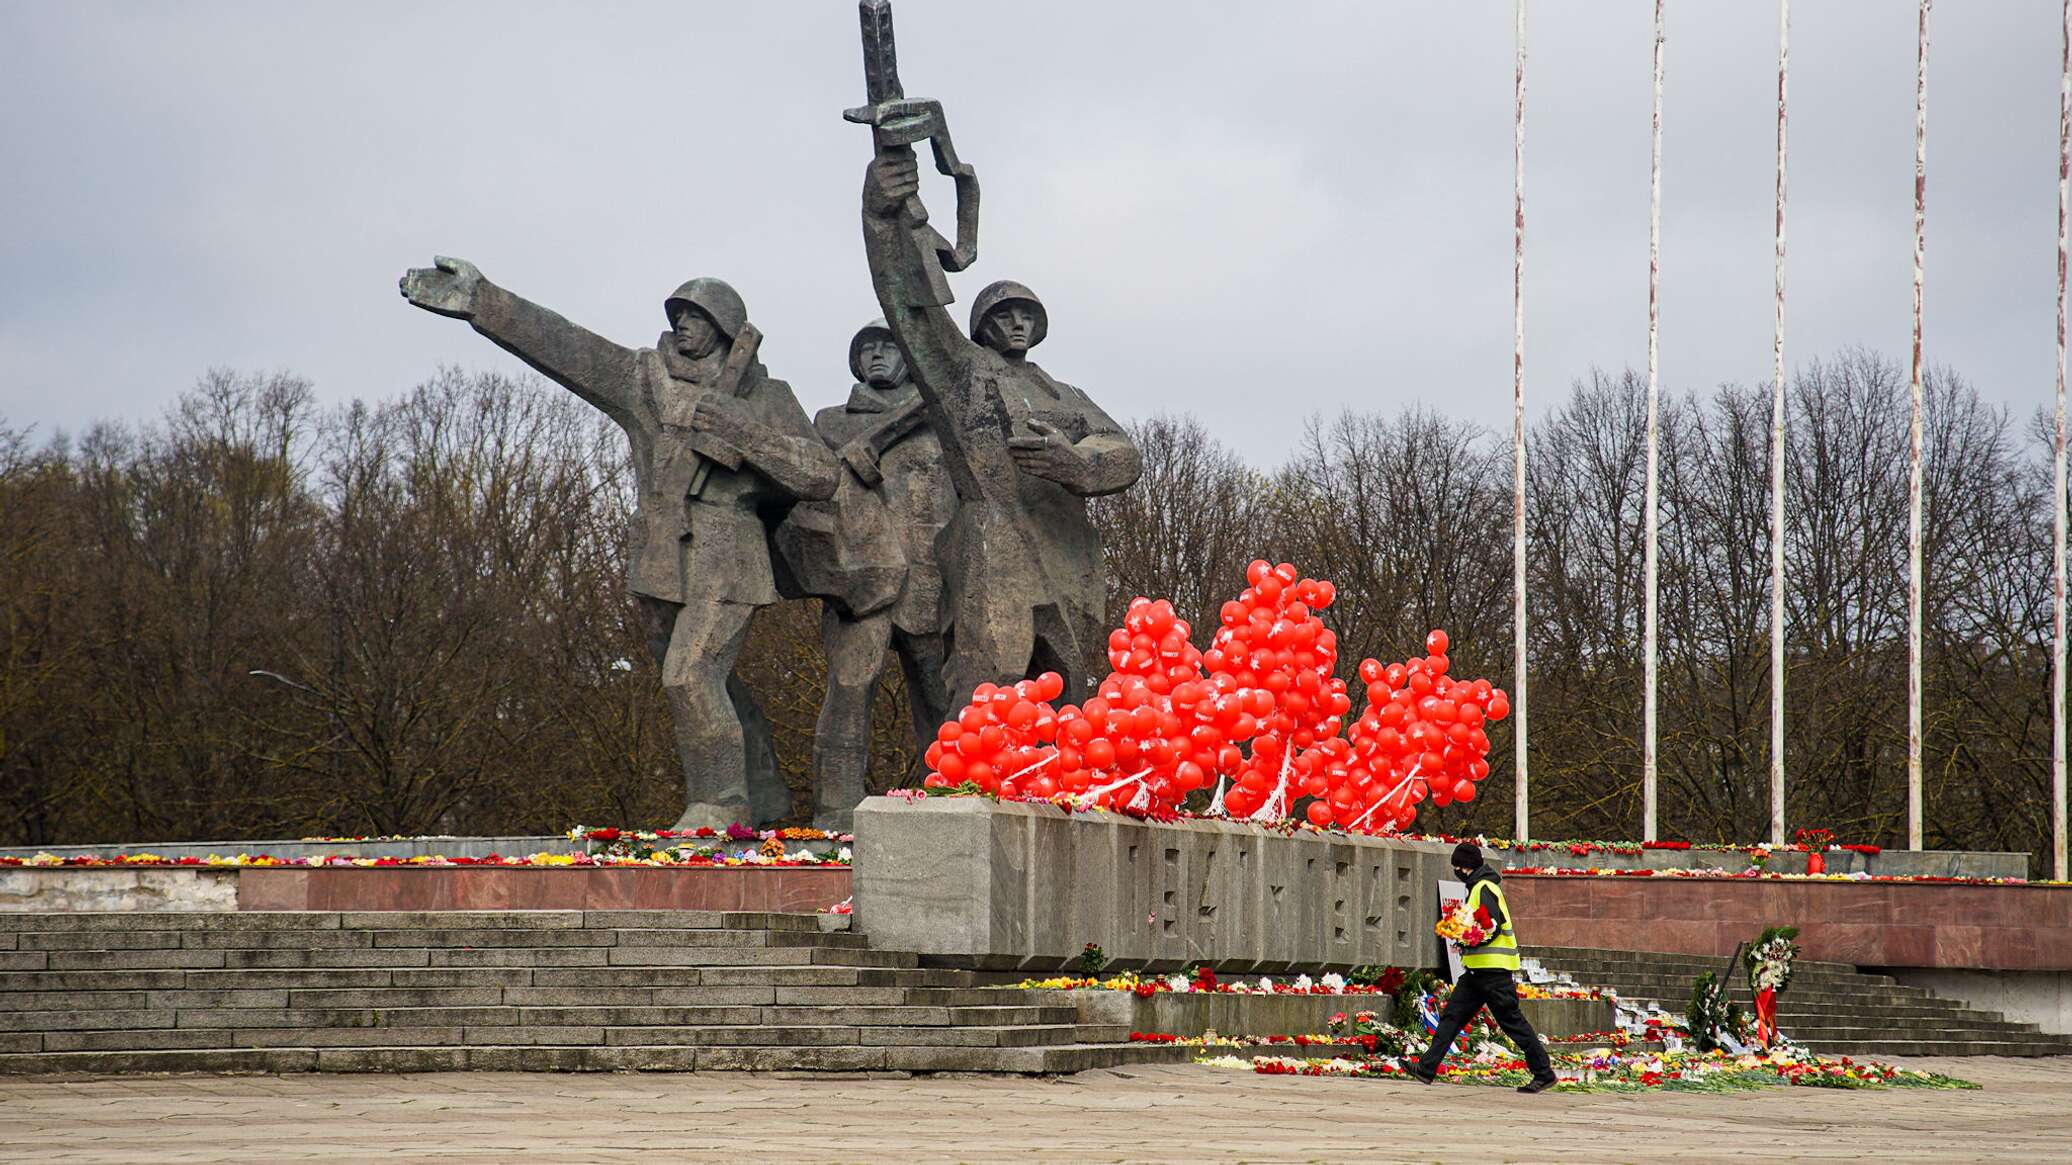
{"left": 1435, "top": 897, "right": 1495, "bottom": 949}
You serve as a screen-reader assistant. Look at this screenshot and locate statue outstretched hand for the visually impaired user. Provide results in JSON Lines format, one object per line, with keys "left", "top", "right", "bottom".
{"left": 399, "top": 256, "right": 485, "bottom": 320}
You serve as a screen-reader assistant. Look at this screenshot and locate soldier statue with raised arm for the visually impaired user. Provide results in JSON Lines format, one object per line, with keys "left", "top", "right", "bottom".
{"left": 841, "top": 2, "right": 1140, "bottom": 707}
{"left": 399, "top": 257, "right": 837, "bottom": 830}
{"left": 858, "top": 160, "right": 1142, "bottom": 705}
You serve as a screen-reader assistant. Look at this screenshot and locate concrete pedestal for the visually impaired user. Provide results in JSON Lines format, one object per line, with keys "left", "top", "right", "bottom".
{"left": 852, "top": 796, "right": 1452, "bottom": 972}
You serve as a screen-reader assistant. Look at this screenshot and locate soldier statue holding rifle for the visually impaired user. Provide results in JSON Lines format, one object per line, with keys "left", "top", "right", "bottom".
{"left": 399, "top": 258, "right": 836, "bottom": 830}
{"left": 776, "top": 319, "right": 956, "bottom": 829}
{"left": 845, "top": 0, "right": 1142, "bottom": 706}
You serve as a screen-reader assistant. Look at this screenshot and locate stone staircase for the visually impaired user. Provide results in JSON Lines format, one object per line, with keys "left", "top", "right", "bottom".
{"left": 1524, "top": 945, "right": 2072, "bottom": 1058}
{"left": 0, "top": 910, "right": 1191, "bottom": 1074}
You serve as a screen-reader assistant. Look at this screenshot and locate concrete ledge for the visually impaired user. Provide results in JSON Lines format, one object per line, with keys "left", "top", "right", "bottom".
{"left": 1046, "top": 989, "right": 1612, "bottom": 1039}
{"left": 0, "top": 836, "right": 846, "bottom": 862}
{"left": 1887, "top": 968, "right": 2072, "bottom": 1036}
{"left": 0, "top": 869, "right": 853, "bottom": 913}
{"left": 0, "top": 869, "right": 240, "bottom": 913}
{"left": 0, "top": 837, "right": 576, "bottom": 862}
{"left": 1504, "top": 848, "right": 2028, "bottom": 880}
{"left": 852, "top": 797, "right": 1450, "bottom": 972}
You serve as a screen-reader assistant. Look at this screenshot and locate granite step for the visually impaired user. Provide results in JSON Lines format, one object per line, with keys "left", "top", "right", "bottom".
{"left": 13, "top": 927, "right": 868, "bottom": 952}
{"left": 0, "top": 960, "right": 964, "bottom": 993}
{"left": 38, "top": 943, "right": 917, "bottom": 972}
{"left": 9, "top": 1019, "right": 1127, "bottom": 1054}
{"left": 0, "top": 913, "right": 1158, "bottom": 1075}
{"left": 0, "top": 1037, "right": 1191, "bottom": 1075}
{"left": 1524, "top": 946, "right": 2072, "bottom": 1057}
{"left": 1795, "top": 1038, "right": 2072, "bottom": 1058}
{"left": 0, "top": 910, "right": 827, "bottom": 933}
{"left": 0, "top": 999, "right": 1083, "bottom": 1033}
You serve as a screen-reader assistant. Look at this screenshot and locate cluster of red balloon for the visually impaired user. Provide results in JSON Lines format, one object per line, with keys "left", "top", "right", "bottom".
{"left": 1207, "top": 561, "right": 1354, "bottom": 820}
{"left": 915, "top": 564, "right": 1507, "bottom": 836}
{"left": 1326, "top": 630, "right": 1511, "bottom": 834}
{"left": 1043, "top": 596, "right": 1219, "bottom": 811}
{"left": 920, "top": 671, "right": 1067, "bottom": 796}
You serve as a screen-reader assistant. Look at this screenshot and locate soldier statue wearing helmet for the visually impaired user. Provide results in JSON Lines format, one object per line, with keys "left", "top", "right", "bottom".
{"left": 775, "top": 318, "right": 957, "bottom": 829}
{"left": 399, "top": 256, "right": 837, "bottom": 831}
{"left": 861, "top": 147, "right": 1143, "bottom": 705}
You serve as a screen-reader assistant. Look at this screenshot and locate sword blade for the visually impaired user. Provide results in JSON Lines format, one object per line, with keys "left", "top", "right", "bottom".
{"left": 859, "top": 0, "right": 904, "bottom": 103}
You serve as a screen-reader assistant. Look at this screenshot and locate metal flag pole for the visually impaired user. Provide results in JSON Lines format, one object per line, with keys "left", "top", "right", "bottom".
{"left": 2055, "top": 0, "right": 2069, "bottom": 882}
{"left": 1907, "top": 0, "right": 1930, "bottom": 851}
{"left": 1643, "top": 0, "right": 1664, "bottom": 842}
{"left": 1770, "top": 0, "right": 1791, "bottom": 847}
{"left": 1513, "top": 0, "right": 1531, "bottom": 843}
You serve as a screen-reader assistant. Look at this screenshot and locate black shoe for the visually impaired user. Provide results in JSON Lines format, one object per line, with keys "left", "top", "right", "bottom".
{"left": 1396, "top": 1057, "right": 1436, "bottom": 1084}
{"left": 1516, "top": 1074, "right": 1559, "bottom": 1094}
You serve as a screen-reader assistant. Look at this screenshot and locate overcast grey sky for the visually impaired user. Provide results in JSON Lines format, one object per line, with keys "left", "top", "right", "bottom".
{"left": 0, "top": 1, "right": 2061, "bottom": 461}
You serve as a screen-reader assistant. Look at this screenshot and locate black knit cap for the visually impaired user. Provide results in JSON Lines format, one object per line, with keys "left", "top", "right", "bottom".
{"left": 1450, "top": 842, "right": 1482, "bottom": 870}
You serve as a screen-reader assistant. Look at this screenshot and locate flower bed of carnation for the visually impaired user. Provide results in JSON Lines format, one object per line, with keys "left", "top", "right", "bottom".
{"left": 1009, "top": 968, "right": 1387, "bottom": 997}
{"left": 569, "top": 825, "right": 850, "bottom": 847}
{"left": 1226, "top": 1043, "right": 1976, "bottom": 1092}
{"left": 1506, "top": 865, "right": 2072, "bottom": 888}
{"left": 1416, "top": 832, "right": 1885, "bottom": 859}
{"left": 1182, "top": 992, "right": 1978, "bottom": 1094}
{"left": 0, "top": 846, "right": 849, "bottom": 870}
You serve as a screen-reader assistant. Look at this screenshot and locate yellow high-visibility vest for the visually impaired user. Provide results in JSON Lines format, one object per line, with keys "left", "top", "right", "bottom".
{"left": 1460, "top": 877, "right": 1520, "bottom": 972}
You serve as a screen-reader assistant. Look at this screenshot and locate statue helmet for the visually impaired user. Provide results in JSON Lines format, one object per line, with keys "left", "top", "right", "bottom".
{"left": 968, "top": 280, "right": 1048, "bottom": 347}
{"left": 848, "top": 318, "right": 901, "bottom": 383}
{"left": 663, "top": 278, "right": 747, "bottom": 339}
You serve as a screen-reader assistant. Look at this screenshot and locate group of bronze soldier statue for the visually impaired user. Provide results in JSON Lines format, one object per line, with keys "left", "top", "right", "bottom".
{"left": 399, "top": 2, "right": 1142, "bottom": 833}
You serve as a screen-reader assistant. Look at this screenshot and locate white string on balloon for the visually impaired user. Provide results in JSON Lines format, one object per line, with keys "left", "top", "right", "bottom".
{"left": 1769, "top": 0, "right": 1790, "bottom": 846}
{"left": 1511, "top": 0, "right": 1531, "bottom": 843}
{"left": 1642, "top": 0, "right": 1664, "bottom": 842}
{"left": 1907, "top": 0, "right": 1931, "bottom": 851}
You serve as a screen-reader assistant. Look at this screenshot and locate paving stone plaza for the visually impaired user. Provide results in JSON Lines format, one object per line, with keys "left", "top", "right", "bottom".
{"left": 4, "top": 1060, "right": 2071, "bottom": 1164}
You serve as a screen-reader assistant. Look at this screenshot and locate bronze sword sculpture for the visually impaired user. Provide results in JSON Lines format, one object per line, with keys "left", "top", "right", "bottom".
{"left": 842, "top": 0, "right": 980, "bottom": 307}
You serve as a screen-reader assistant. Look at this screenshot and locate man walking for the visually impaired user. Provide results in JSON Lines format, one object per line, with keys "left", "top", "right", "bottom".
{"left": 1401, "top": 843, "right": 1560, "bottom": 1093}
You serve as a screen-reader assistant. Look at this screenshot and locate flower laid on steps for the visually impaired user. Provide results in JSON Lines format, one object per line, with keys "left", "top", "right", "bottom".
{"left": 1745, "top": 925, "right": 1801, "bottom": 1049}
{"left": 0, "top": 846, "right": 850, "bottom": 869}
{"left": 1500, "top": 865, "right": 2055, "bottom": 886}
{"left": 1007, "top": 968, "right": 1392, "bottom": 995}
{"left": 1215, "top": 1043, "right": 1977, "bottom": 1092}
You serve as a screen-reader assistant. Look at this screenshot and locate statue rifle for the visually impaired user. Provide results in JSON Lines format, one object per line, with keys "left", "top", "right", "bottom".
{"left": 842, "top": 0, "right": 980, "bottom": 307}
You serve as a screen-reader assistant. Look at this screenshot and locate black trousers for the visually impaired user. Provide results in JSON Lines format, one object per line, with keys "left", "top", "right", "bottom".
{"left": 1415, "top": 967, "right": 1554, "bottom": 1079}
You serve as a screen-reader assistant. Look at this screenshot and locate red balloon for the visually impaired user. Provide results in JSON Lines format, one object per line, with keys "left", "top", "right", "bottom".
{"left": 1453, "top": 779, "right": 1477, "bottom": 803}
{"left": 1306, "top": 800, "right": 1335, "bottom": 826}
{"left": 1426, "top": 629, "right": 1450, "bottom": 655}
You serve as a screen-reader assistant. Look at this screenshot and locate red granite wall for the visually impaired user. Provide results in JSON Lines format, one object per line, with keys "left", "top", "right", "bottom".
{"left": 1504, "top": 874, "right": 2072, "bottom": 970}
{"left": 236, "top": 868, "right": 853, "bottom": 913}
